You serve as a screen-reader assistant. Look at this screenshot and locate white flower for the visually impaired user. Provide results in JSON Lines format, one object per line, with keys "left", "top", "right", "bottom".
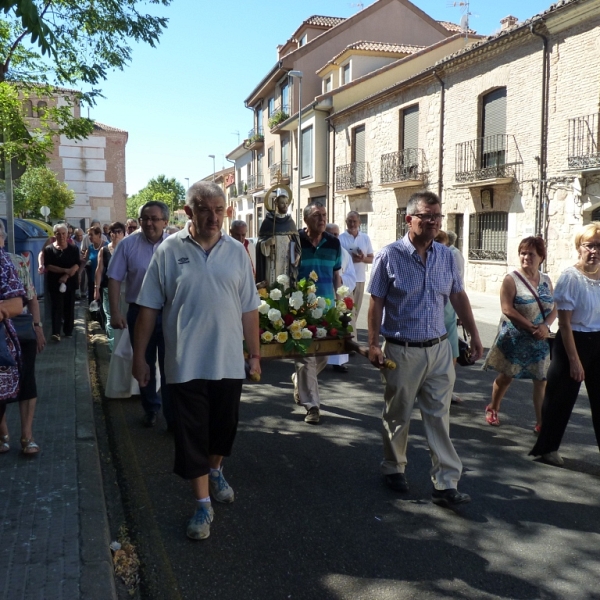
{"left": 291, "top": 330, "right": 303, "bottom": 340}
{"left": 316, "top": 297, "right": 327, "bottom": 309}
{"left": 316, "top": 327, "right": 327, "bottom": 338}
{"left": 269, "top": 288, "right": 282, "bottom": 300}
{"left": 289, "top": 320, "right": 303, "bottom": 333}
{"left": 301, "top": 328, "right": 313, "bottom": 339}
{"left": 309, "top": 271, "right": 318, "bottom": 281}
{"left": 268, "top": 308, "right": 282, "bottom": 322}
{"left": 306, "top": 293, "right": 317, "bottom": 305}
{"left": 337, "top": 300, "right": 347, "bottom": 312}
{"left": 261, "top": 331, "right": 274, "bottom": 343}
{"left": 258, "top": 301, "right": 270, "bottom": 315}
{"left": 336, "top": 285, "right": 350, "bottom": 298}
{"left": 311, "top": 308, "right": 323, "bottom": 320}
{"left": 275, "top": 331, "right": 288, "bottom": 343}
{"left": 272, "top": 319, "right": 284, "bottom": 330}
{"left": 276, "top": 274, "right": 290, "bottom": 286}
{"left": 289, "top": 291, "right": 304, "bottom": 310}
{"left": 307, "top": 284, "right": 316, "bottom": 294}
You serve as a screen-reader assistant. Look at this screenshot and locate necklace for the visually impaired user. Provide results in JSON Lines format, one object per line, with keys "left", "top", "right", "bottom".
{"left": 577, "top": 264, "right": 600, "bottom": 276}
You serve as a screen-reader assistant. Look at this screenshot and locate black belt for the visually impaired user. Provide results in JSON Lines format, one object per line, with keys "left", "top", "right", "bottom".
{"left": 385, "top": 333, "right": 448, "bottom": 348}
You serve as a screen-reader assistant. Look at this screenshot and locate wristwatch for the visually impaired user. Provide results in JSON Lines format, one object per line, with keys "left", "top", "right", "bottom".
{"left": 33, "top": 322, "right": 42, "bottom": 327}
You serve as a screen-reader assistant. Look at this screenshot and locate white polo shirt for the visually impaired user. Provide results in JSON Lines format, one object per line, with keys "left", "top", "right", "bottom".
{"left": 136, "top": 223, "right": 260, "bottom": 383}
{"left": 339, "top": 230, "right": 374, "bottom": 283}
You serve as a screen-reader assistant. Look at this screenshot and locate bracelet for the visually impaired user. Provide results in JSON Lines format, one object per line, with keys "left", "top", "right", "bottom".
{"left": 249, "top": 354, "right": 261, "bottom": 359}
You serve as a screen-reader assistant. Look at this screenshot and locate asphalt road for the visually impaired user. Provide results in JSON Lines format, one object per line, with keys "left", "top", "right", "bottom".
{"left": 94, "top": 314, "right": 600, "bottom": 600}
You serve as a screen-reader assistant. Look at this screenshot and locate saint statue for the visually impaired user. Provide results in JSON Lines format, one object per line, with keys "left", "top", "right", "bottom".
{"left": 256, "top": 191, "right": 301, "bottom": 287}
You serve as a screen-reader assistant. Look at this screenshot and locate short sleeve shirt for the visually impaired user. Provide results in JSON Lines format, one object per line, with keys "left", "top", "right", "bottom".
{"left": 339, "top": 230, "right": 374, "bottom": 282}
{"left": 553, "top": 266, "right": 600, "bottom": 331}
{"left": 367, "top": 234, "right": 463, "bottom": 341}
{"left": 136, "top": 223, "right": 260, "bottom": 383}
{"left": 298, "top": 230, "right": 342, "bottom": 302}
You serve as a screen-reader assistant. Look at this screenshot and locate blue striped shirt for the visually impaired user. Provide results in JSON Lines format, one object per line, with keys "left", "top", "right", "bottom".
{"left": 298, "top": 230, "right": 341, "bottom": 302}
{"left": 368, "top": 234, "right": 463, "bottom": 341}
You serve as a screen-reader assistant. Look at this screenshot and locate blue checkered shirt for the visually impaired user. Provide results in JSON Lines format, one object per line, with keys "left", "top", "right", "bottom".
{"left": 367, "top": 234, "right": 463, "bottom": 342}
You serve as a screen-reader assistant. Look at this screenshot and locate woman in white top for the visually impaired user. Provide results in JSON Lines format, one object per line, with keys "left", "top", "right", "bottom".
{"left": 530, "top": 222, "right": 600, "bottom": 466}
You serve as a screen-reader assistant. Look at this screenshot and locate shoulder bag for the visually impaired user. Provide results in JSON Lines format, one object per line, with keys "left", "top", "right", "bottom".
{"left": 12, "top": 313, "right": 36, "bottom": 342}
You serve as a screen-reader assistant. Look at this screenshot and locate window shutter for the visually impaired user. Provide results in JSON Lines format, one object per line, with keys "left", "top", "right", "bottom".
{"left": 482, "top": 88, "right": 506, "bottom": 159}
{"left": 354, "top": 126, "right": 365, "bottom": 163}
{"left": 402, "top": 106, "right": 419, "bottom": 151}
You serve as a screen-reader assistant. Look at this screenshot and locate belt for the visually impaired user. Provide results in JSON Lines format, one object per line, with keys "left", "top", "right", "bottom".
{"left": 385, "top": 333, "right": 448, "bottom": 348}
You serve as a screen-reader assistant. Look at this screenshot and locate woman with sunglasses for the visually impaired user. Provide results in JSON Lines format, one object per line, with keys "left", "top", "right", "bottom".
{"left": 531, "top": 222, "right": 600, "bottom": 466}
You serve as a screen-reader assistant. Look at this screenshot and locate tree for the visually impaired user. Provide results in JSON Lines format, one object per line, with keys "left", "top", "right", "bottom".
{"left": 11, "top": 165, "right": 75, "bottom": 218}
{"left": 127, "top": 175, "right": 185, "bottom": 220}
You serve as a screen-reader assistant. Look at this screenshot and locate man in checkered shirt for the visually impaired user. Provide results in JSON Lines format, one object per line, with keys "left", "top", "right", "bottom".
{"left": 367, "top": 191, "right": 483, "bottom": 508}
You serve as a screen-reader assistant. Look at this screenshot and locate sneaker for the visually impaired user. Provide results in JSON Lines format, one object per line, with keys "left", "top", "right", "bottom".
{"left": 209, "top": 470, "right": 235, "bottom": 503}
{"left": 305, "top": 407, "right": 320, "bottom": 424}
{"left": 432, "top": 488, "right": 471, "bottom": 507}
{"left": 51, "top": 334, "right": 60, "bottom": 342}
{"left": 485, "top": 404, "right": 500, "bottom": 426}
{"left": 541, "top": 451, "right": 564, "bottom": 466}
{"left": 186, "top": 503, "right": 214, "bottom": 540}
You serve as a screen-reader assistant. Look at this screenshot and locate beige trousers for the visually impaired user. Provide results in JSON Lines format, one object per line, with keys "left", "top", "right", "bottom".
{"left": 381, "top": 340, "right": 462, "bottom": 490}
{"left": 352, "top": 281, "right": 365, "bottom": 332}
{"left": 293, "top": 356, "right": 329, "bottom": 410}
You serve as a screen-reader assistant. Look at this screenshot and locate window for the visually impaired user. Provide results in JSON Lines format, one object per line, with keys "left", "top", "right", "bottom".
{"left": 301, "top": 126, "right": 313, "bottom": 179}
{"left": 359, "top": 214, "right": 368, "bottom": 234}
{"left": 396, "top": 208, "right": 408, "bottom": 240}
{"left": 341, "top": 63, "right": 351, "bottom": 85}
{"left": 400, "top": 104, "right": 419, "bottom": 172}
{"left": 592, "top": 207, "right": 600, "bottom": 221}
{"left": 469, "top": 212, "right": 508, "bottom": 261}
{"left": 299, "top": 33, "right": 307, "bottom": 47}
{"left": 267, "top": 146, "right": 274, "bottom": 167}
{"left": 22, "top": 100, "right": 33, "bottom": 117}
{"left": 37, "top": 100, "right": 47, "bottom": 117}
{"left": 281, "top": 136, "right": 290, "bottom": 176}
{"left": 352, "top": 125, "right": 366, "bottom": 186}
{"left": 255, "top": 104, "right": 263, "bottom": 133}
{"left": 257, "top": 206, "right": 263, "bottom": 231}
{"left": 268, "top": 97, "right": 275, "bottom": 117}
{"left": 280, "top": 81, "right": 289, "bottom": 112}
{"left": 324, "top": 77, "right": 332, "bottom": 93}
{"left": 481, "top": 88, "right": 507, "bottom": 168}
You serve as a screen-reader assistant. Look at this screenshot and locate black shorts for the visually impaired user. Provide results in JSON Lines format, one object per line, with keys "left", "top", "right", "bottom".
{"left": 169, "top": 379, "right": 243, "bottom": 480}
{"left": 18, "top": 338, "right": 37, "bottom": 401}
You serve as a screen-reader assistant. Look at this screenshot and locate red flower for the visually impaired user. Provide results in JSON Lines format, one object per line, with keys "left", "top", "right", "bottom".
{"left": 329, "top": 328, "right": 338, "bottom": 337}
{"left": 343, "top": 297, "right": 354, "bottom": 310}
{"left": 321, "top": 320, "right": 328, "bottom": 327}
{"left": 307, "top": 325, "right": 317, "bottom": 336}
{"left": 283, "top": 314, "right": 295, "bottom": 327}
{"left": 259, "top": 329, "right": 265, "bottom": 335}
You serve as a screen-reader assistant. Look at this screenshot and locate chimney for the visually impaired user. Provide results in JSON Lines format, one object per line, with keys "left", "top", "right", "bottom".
{"left": 500, "top": 15, "right": 518, "bottom": 31}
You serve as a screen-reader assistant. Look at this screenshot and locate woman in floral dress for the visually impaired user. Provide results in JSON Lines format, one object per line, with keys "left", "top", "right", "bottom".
{"left": 483, "top": 237, "right": 557, "bottom": 433}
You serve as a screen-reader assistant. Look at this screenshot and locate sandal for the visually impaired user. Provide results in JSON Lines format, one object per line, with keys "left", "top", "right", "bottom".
{"left": 534, "top": 424, "right": 541, "bottom": 435}
{"left": 20, "top": 438, "right": 40, "bottom": 455}
{"left": 485, "top": 405, "right": 500, "bottom": 426}
{"left": 0, "top": 434, "right": 9, "bottom": 453}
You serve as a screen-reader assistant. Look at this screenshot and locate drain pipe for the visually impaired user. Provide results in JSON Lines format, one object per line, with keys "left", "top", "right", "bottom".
{"left": 530, "top": 24, "right": 549, "bottom": 239}
{"left": 432, "top": 70, "right": 445, "bottom": 202}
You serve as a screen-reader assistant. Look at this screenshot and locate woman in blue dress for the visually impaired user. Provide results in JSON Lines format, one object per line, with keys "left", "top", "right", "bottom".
{"left": 483, "top": 237, "right": 557, "bottom": 433}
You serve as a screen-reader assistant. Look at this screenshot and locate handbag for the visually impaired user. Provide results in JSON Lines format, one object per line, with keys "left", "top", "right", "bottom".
{"left": 12, "top": 313, "right": 36, "bottom": 342}
{"left": 513, "top": 271, "right": 555, "bottom": 357}
{"left": 0, "top": 321, "right": 17, "bottom": 367}
{"left": 457, "top": 325, "right": 475, "bottom": 366}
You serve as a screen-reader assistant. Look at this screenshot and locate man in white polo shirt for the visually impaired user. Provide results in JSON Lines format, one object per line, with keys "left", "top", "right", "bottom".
{"left": 132, "top": 181, "right": 261, "bottom": 541}
{"left": 339, "top": 211, "right": 374, "bottom": 330}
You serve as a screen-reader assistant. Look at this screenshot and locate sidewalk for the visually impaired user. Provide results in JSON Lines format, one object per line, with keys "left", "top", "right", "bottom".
{"left": 0, "top": 302, "right": 116, "bottom": 600}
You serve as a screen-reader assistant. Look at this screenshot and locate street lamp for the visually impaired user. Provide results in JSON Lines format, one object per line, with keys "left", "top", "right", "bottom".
{"left": 208, "top": 155, "right": 216, "bottom": 181}
{"left": 288, "top": 70, "right": 303, "bottom": 227}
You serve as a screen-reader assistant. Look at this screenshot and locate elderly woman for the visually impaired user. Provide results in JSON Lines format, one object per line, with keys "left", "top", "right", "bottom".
{"left": 95, "top": 221, "right": 125, "bottom": 351}
{"left": 0, "top": 221, "right": 45, "bottom": 454}
{"left": 483, "top": 237, "right": 556, "bottom": 433}
{"left": 82, "top": 226, "right": 107, "bottom": 305}
{"left": 43, "top": 223, "right": 80, "bottom": 342}
{"left": 531, "top": 223, "right": 600, "bottom": 466}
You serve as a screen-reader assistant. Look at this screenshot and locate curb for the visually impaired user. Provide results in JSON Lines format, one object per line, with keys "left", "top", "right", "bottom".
{"left": 74, "top": 304, "right": 117, "bottom": 600}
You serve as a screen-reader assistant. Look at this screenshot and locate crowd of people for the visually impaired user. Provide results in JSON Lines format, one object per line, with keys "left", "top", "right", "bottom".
{"left": 1, "top": 185, "right": 598, "bottom": 543}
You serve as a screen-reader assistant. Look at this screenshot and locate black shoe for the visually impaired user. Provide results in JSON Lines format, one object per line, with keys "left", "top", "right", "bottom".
{"left": 143, "top": 413, "right": 157, "bottom": 428}
{"left": 384, "top": 473, "right": 409, "bottom": 492}
{"left": 332, "top": 364, "right": 348, "bottom": 373}
{"left": 431, "top": 488, "right": 471, "bottom": 507}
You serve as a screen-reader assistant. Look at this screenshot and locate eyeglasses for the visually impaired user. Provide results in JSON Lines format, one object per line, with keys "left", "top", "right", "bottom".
{"left": 110, "top": 230, "right": 125, "bottom": 236}
{"left": 139, "top": 217, "right": 164, "bottom": 224}
{"left": 581, "top": 243, "right": 600, "bottom": 252}
{"left": 410, "top": 213, "right": 444, "bottom": 222}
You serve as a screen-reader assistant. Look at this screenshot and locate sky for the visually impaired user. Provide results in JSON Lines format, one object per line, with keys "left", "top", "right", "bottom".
{"left": 90, "top": 0, "right": 553, "bottom": 196}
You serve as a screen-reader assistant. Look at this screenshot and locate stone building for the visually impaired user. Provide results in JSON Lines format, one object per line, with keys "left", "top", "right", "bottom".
{"left": 328, "top": 0, "right": 600, "bottom": 293}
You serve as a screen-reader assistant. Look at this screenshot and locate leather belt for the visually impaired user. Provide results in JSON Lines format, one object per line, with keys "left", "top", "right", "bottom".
{"left": 385, "top": 333, "right": 448, "bottom": 348}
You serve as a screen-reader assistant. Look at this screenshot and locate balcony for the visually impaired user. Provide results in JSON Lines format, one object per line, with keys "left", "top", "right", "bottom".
{"left": 380, "top": 148, "right": 425, "bottom": 188}
{"left": 336, "top": 162, "right": 371, "bottom": 195}
{"left": 244, "top": 127, "right": 264, "bottom": 150}
{"left": 269, "top": 161, "right": 291, "bottom": 184}
{"left": 455, "top": 134, "right": 522, "bottom": 187}
{"left": 268, "top": 105, "right": 290, "bottom": 131}
{"left": 568, "top": 113, "right": 600, "bottom": 170}
{"left": 247, "top": 172, "right": 264, "bottom": 193}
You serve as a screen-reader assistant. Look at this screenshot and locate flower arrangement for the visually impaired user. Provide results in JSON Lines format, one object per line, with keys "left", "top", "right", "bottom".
{"left": 257, "top": 273, "right": 353, "bottom": 354}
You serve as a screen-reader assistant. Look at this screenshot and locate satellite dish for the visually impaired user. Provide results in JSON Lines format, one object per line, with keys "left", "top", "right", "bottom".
{"left": 460, "top": 14, "right": 469, "bottom": 30}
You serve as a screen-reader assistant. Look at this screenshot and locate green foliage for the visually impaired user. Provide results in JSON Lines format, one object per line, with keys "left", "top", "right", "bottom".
{"left": 11, "top": 165, "right": 75, "bottom": 218}
{"left": 268, "top": 110, "right": 289, "bottom": 130}
{"left": 127, "top": 174, "right": 185, "bottom": 220}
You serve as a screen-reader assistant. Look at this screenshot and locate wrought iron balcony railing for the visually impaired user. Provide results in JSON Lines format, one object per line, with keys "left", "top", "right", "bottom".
{"left": 568, "top": 113, "right": 600, "bottom": 169}
{"left": 247, "top": 172, "right": 264, "bottom": 192}
{"left": 269, "top": 161, "right": 291, "bottom": 183}
{"left": 244, "top": 127, "right": 264, "bottom": 149}
{"left": 336, "top": 162, "right": 370, "bottom": 192}
{"left": 380, "top": 148, "right": 424, "bottom": 185}
{"left": 455, "top": 134, "right": 522, "bottom": 183}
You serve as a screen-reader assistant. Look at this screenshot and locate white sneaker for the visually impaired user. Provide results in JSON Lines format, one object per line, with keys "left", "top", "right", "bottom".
{"left": 542, "top": 451, "right": 564, "bottom": 466}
